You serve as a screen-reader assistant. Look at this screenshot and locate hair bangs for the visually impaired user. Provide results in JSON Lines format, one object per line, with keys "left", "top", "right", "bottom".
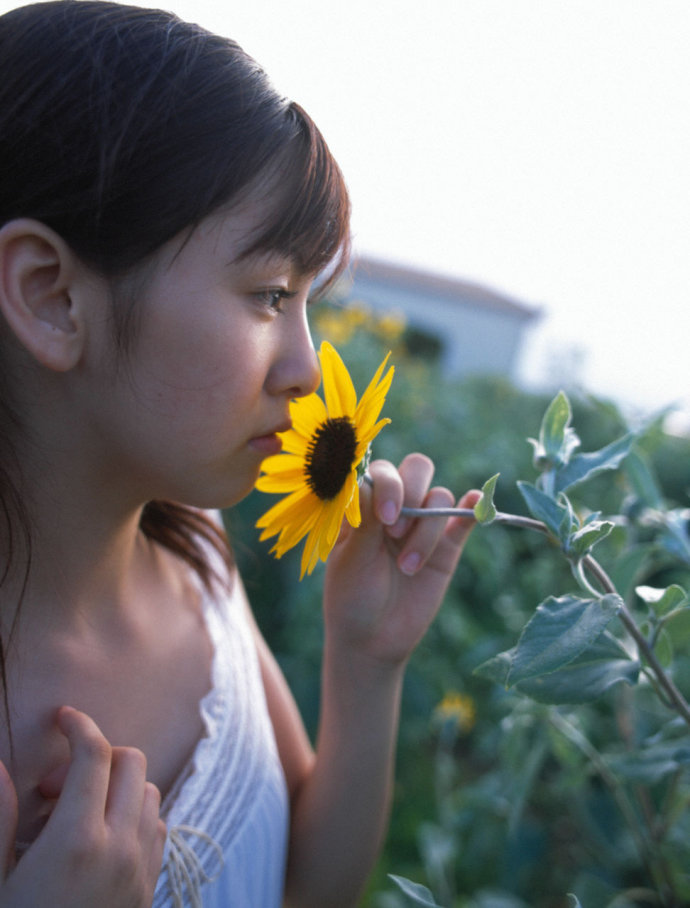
{"left": 243, "top": 103, "right": 351, "bottom": 297}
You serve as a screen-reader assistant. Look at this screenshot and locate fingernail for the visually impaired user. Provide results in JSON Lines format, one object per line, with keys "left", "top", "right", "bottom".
{"left": 379, "top": 500, "right": 398, "bottom": 525}
{"left": 399, "top": 551, "right": 421, "bottom": 576}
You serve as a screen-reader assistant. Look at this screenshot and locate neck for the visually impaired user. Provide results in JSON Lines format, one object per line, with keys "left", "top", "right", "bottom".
{"left": 0, "top": 374, "right": 176, "bottom": 635}
{"left": 0, "top": 466, "right": 151, "bottom": 639}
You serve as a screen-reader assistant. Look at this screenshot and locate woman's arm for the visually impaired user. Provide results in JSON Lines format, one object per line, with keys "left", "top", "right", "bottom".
{"left": 251, "top": 454, "right": 479, "bottom": 907}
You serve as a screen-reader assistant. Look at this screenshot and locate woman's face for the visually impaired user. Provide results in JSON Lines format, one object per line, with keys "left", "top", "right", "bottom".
{"left": 81, "top": 195, "right": 321, "bottom": 511}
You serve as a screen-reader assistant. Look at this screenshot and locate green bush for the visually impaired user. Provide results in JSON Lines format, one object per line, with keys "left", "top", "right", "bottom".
{"left": 226, "top": 303, "right": 690, "bottom": 908}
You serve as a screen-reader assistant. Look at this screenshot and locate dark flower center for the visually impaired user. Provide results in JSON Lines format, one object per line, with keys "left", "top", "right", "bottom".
{"left": 305, "top": 417, "right": 358, "bottom": 500}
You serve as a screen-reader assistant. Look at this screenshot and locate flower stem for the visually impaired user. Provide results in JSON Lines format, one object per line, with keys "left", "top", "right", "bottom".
{"left": 362, "top": 473, "right": 546, "bottom": 532}
{"left": 582, "top": 555, "right": 690, "bottom": 728}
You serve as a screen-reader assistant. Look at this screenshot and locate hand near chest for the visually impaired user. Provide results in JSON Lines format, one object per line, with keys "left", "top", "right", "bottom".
{"left": 0, "top": 707, "right": 166, "bottom": 908}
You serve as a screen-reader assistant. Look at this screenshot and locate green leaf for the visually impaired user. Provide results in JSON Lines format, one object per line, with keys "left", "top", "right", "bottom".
{"left": 507, "top": 594, "right": 623, "bottom": 686}
{"left": 662, "top": 606, "right": 690, "bottom": 645}
{"left": 388, "top": 875, "right": 443, "bottom": 907}
{"left": 624, "top": 447, "right": 665, "bottom": 509}
{"left": 636, "top": 583, "right": 688, "bottom": 617}
{"left": 517, "top": 481, "right": 569, "bottom": 536}
{"left": 517, "top": 642, "right": 640, "bottom": 703}
{"left": 557, "top": 495, "right": 578, "bottom": 548}
{"left": 658, "top": 509, "right": 690, "bottom": 565}
{"left": 553, "top": 432, "right": 634, "bottom": 493}
{"left": 474, "top": 473, "right": 499, "bottom": 524}
{"left": 606, "top": 741, "right": 690, "bottom": 784}
{"left": 537, "top": 391, "right": 578, "bottom": 465}
{"left": 475, "top": 632, "right": 640, "bottom": 704}
{"left": 608, "top": 543, "right": 654, "bottom": 599}
{"left": 654, "top": 627, "right": 673, "bottom": 667}
{"left": 568, "top": 520, "right": 615, "bottom": 557}
{"left": 473, "top": 648, "right": 513, "bottom": 686}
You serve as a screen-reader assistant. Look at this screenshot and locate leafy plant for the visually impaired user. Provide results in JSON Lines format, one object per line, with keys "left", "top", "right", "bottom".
{"left": 387, "top": 390, "right": 690, "bottom": 907}
{"left": 229, "top": 304, "right": 690, "bottom": 908}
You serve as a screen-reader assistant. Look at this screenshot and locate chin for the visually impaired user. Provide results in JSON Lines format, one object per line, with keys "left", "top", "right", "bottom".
{"left": 191, "top": 476, "right": 260, "bottom": 512}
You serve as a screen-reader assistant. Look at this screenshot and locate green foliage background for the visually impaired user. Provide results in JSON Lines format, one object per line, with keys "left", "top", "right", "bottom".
{"left": 225, "top": 306, "right": 690, "bottom": 908}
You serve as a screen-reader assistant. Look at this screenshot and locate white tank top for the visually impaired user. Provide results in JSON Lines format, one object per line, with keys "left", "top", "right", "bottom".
{"left": 152, "top": 565, "right": 289, "bottom": 907}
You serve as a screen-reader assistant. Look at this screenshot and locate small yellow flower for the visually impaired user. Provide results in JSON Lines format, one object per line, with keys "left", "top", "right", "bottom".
{"left": 434, "top": 691, "right": 476, "bottom": 733}
{"left": 375, "top": 310, "right": 406, "bottom": 342}
{"left": 344, "top": 300, "right": 372, "bottom": 328}
{"left": 255, "top": 341, "right": 394, "bottom": 578}
{"left": 312, "top": 309, "right": 355, "bottom": 345}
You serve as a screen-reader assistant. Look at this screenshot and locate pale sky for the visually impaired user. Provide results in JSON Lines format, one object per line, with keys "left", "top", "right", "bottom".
{"left": 4, "top": 0, "right": 690, "bottom": 428}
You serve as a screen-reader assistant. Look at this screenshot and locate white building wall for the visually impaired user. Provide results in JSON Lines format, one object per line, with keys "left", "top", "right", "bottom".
{"left": 345, "top": 274, "right": 531, "bottom": 379}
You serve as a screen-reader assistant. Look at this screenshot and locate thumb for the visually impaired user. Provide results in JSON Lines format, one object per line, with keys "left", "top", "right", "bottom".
{"left": 0, "top": 760, "right": 18, "bottom": 878}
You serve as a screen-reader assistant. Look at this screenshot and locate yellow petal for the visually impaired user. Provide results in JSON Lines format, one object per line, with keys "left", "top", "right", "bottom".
{"left": 258, "top": 453, "right": 304, "bottom": 476}
{"left": 254, "top": 342, "right": 394, "bottom": 580}
{"left": 323, "top": 486, "right": 349, "bottom": 546}
{"left": 355, "top": 352, "right": 393, "bottom": 414}
{"left": 300, "top": 521, "right": 325, "bottom": 578}
{"left": 345, "top": 481, "right": 362, "bottom": 527}
{"left": 255, "top": 466, "right": 306, "bottom": 493}
{"left": 256, "top": 486, "right": 313, "bottom": 531}
{"left": 273, "top": 504, "right": 321, "bottom": 554}
{"left": 355, "top": 359, "right": 394, "bottom": 436}
{"left": 355, "top": 417, "right": 391, "bottom": 457}
{"left": 291, "top": 392, "right": 327, "bottom": 437}
{"left": 320, "top": 341, "right": 356, "bottom": 418}
{"left": 273, "top": 424, "right": 309, "bottom": 453}
{"left": 300, "top": 503, "right": 338, "bottom": 576}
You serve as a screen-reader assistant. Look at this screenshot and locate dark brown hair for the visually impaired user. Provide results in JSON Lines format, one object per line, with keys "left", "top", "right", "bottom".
{"left": 0, "top": 0, "right": 350, "bottom": 720}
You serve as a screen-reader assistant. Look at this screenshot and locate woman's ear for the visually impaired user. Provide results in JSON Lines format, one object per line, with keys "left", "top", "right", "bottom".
{"left": 0, "top": 219, "right": 86, "bottom": 371}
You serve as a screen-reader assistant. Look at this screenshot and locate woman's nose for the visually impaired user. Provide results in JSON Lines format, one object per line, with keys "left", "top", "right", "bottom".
{"left": 270, "top": 315, "right": 320, "bottom": 399}
{"left": 289, "top": 340, "right": 320, "bottom": 398}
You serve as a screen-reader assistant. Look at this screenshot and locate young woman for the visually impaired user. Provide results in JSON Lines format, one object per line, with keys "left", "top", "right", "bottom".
{"left": 0, "top": 3, "right": 479, "bottom": 905}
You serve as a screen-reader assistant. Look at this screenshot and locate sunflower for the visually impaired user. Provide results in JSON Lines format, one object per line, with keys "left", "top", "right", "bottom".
{"left": 255, "top": 341, "right": 394, "bottom": 578}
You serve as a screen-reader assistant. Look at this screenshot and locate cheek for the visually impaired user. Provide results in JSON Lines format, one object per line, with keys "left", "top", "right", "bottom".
{"left": 127, "top": 286, "right": 275, "bottom": 416}
{"left": 143, "top": 335, "right": 270, "bottom": 424}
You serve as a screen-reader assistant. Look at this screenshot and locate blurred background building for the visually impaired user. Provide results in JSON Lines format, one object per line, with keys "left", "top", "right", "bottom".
{"left": 340, "top": 256, "right": 542, "bottom": 380}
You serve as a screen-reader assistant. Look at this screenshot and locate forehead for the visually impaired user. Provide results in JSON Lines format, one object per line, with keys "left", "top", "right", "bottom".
{"left": 147, "top": 153, "right": 330, "bottom": 285}
{"left": 190, "top": 187, "right": 319, "bottom": 280}
{"left": 148, "top": 207, "right": 304, "bottom": 290}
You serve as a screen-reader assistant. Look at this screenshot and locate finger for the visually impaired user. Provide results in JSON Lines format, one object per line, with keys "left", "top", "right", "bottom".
{"left": 444, "top": 489, "right": 482, "bottom": 547}
{"left": 0, "top": 760, "right": 18, "bottom": 878}
{"left": 105, "top": 747, "right": 147, "bottom": 832}
{"left": 396, "top": 485, "right": 455, "bottom": 576}
{"left": 139, "top": 783, "right": 166, "bottom": 882}
{"left": 50, "top": 706, "right": 112, "bottom": 827}
{"left": 366, "top": 459, "right": 404, "bottom": 528}
{"left": 148, "top": 818, "right": 167, "bottom": 890}
{"left": 387, "top": 453, "right": 435, "bottom": 539}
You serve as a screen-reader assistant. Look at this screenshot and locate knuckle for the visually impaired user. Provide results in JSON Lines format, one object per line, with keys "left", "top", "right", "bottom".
{"left": 79, "top": 729, "right": 112, "bottom": 764}
{"left": 67, "top": 824, "right": 106, "bottom": 865}
{"left": 428, "top": 485, "right": 454, "bottom": 506}
{"left": 111, "top": 838, "right": 140, "bottom": 876}
{"left": 118, "top": 745, "right": 148, "bottom": 775}
{"left": 144, "top": 780, "right": 162, "bottom": 809}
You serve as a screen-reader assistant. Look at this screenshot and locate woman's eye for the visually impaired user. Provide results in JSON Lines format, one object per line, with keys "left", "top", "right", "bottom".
{"left": 256, "top": 288, "right": 296, "bottom": 312}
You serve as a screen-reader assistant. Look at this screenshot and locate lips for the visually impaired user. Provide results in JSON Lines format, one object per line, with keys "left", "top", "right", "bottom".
{"left": 248, "top": 420, "right": 291, "bottom": 455}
